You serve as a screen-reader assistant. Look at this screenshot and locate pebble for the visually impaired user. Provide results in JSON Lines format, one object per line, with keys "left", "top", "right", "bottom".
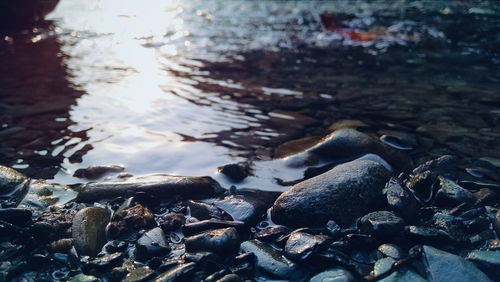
{"left": 214, "top": 195, "right": 267, "bottom": 224}
{"left": 160, "top": 213, "right": 185, "bottom": 232}
{"left": 135, "top": 227, "right": 170, "bottom": 260}
{"left": 434, "top": 177, "right": 475, "bottom": 207}
{"left": 359, "top": 211, "right": 405, "bottom": 238}
{"left": 309, "top": 267, "right": 356, "bottom": 282}
{"left": 185, "top": 227, "right": 240, "bottom": 254}
{"left": 284, "top": 231, "right": 330, "bottom": 261}
{"left": 0, "top": 165, "right": 29, "bottom": 208}
{"left": 107, "top": 205, "right": 156, "bottom": 239}
{"left": 72, "top": 207, "right": 111, "bottom": 256}
{"left": 217, "top": 162, "right": 251, "bottom": 182}
{"left": 155, "top": 262, "right": 196, "bottom": 282}
{"left": 386, "top": 177, "right": 421, "bottom": 222}
{"left": 185, "top": 200, "right": 222, "bottom": 220}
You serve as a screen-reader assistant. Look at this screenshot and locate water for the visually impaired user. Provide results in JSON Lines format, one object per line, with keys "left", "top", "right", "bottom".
{"left": 0, "top": 0, "right": 499, "bottom": 189}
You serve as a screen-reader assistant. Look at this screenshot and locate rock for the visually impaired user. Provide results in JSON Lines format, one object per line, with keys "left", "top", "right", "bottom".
{"left": 73, "top": 165, "right": 125, "bottom": 180}
{"left": 405, "top": 171, "right": 433, "bottom": 202}
{"left": 73, "top": 174, "right": 223, "bottom": 203}
{"left": 420, "top": 245, "right": 491, "bottom": 281}
{"left": 0, "top": 208, "right": 31, "bottom": 226}
{"left": 50, "top": 238, "right": 73, "bottom": 253}
{"left": 123, "top": 266, "right": 155, "bottom": 282}
{"left": 214, "top": 195, "right": 267, "bottom": 224}
{"left": 107, "top": 205, "right": 156, "bottom": 239}
{"left": 404, "top": 226, "right": 450, "bottom": 245}
{"left": 217, "top": 163, "right": 252, "bottom": 182}
{"left": 254, "top": 226, "right": 291, "bottom": 241}
{"left": 386, "top": 178, "right": 421, "bottom": 222}
{"left": 160, "top": 213, "right": 185, "bottom": 232}
{"left": 135, "top": 227, "right": 170, "bottom": 260}
{"left": 215, "top": 274, "right": 243, "bottom": 282}
{"left": 185, "top": 227, "right": 240, "bottom": 254}
{"left": 495, "top": 210, "right": 500, "bottom": 236}
{"left": 359, "top": 211, "right": 405, "bottom": 238}
{"left": 103, "top": 240, "right": 128, "bottom": 254}
{"left": 372, "top": 257, "right": 425, "bottom": 282}
{"left": 412, "top": 155, "right": 459, "bottom": 181}
{"left": 271, "top": 159, "right": 391, "bottom": 227}
{"left": 328, "top": 119, "right": 368, "bottom": 131}
{"left": 155, "top": 262, "right": 196, "bottom": 282}
{"left": 379, "top": 133, "right": 415, "bottom": 151}
{"left": 284, "top": 231, "right": 329, "bottom": 261}
{"left": 434, "top": 177, "right": 475, "bottom": 207}
{"left": 0, "top": 165, "right": 30, "bottom": 208}
{"left": 326, "top": 220, "right": 342, "bottom": 239}
{"left": 71, "top": 273, "right": 99, "bottom": 282}
{"left": 82, "top": 252, "right": 124, "bottom": 273}
{"left": 72, "top": 207, "right": 111, "bottom": 256}
{"left": 21, "top": 180, "right": 77, "bottom": 210}
{"left": 240, "top": 239, "right": 307, "bottom": 280}
{"left": 377, "top": 244, "right": 406, "bottom": 259}
{"left": 182, "top": 219, "right": 245, "bottom": 236}
{"left": 309, "top": 267, "right": 356, "bottom": 282}
{"left": 467, "top": 250, "right": 500, "bottom": 280}
{"left": 185, "top": 200, "right": 222, "bottom": 220}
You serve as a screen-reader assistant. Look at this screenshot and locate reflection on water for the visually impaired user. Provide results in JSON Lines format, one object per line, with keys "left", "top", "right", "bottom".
{"left": 0, "top": 0, "right": 499, "bottom": 188}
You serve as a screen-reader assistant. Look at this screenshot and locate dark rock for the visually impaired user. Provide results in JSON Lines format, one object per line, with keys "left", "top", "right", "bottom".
{"left": 271, "top": 159, "right": 391, "bottom": 227}
{"left": 372, "top": 257, "right": 425, "bottom": 281}
{"left": 326, "top": 220, "right": 342, "bottom": 239}
{"left": 309, "top": 267, "right": 356, "bottom": 282}
{"left": 215, "top": 274, "right": 243, "bottom": 282}
{"left": 107, "top": 205, "right": 156, "bottom": 239}
{"left": 494, "top": 210, "right": 500, "bottom": 236}
{"left": 0, "top": 208, "right": 31, "bottom": 226}
{"left": 473, "top": 188, "right": 498, "bottom": 206}
{"left": 254, "top": 225, "right": 291, "bottom": 241}
{"left": 50, "top": 238, "right": 73, "bottom": 253}
{"left": 434, "top": 177, "right": 475, "bottom": 207}
{"left": 420, "top": 245, "right": 491, "bottom": 281}
{"left": 345, "top": 234, "right": 378, "bottom": 249}
{"left": 71, "top": 274, "right": 99, "bottom": 282}
{"left": 284, "top": 231, "right": 330, "bottom": 261}
{"left": 73, "top": 174, "right": 223, "bottom": 203}
{"left": 359, "top": 211, "right": 405, "bottom": 238}
{"left": 214, "top": 195, "right": 267, "bottom": 224}
{"left": 0, "top": 165, "right": 30, "bottom": 208}
{"left": 123, "top": 266, "right": 155, "bottom": 282}
{"left": 73, "top": 165, "right": 125, "bottom": 180}
{"left": 155, "top": 262, "right": 196, "bottom": 282}
{"left": 103, "top": 240, "right": 128, "bottom": 254}
{"left": 467, "top": 250, "right": 500, "bottom": 279}
{"left": 240, "top": 239, "right": 308, "bottom": 280}
{"left": 227, "top": 252, "right": 255, "bottom": 276}
{"left": 82, "top": 252, "right": 124, "bottom": 273}
{"left": 380, "top": 134, "right": 414, "bottom": 150}
{"left": 72, "top": 207, "right": 111, "bottom": 256}
{"left": 386, "top": 177, "right": 421, "bottom": 222}
{"left": 185, "top": 200, "right": 222, "bottom": 220}
{"left": 377, "top": 244, "right": 406, "bottom": 259}
{"left": 135, "top": 227, "right": 170, "bottom": 260}
{"left": 160, "top": 213, "right": 185, "bottom": 232}
{"left": 405, "top": 171, "right": 433, "bottom": 202}
{"left": 412, "top": 155, "right": 459, "bottom": 181}
{"left": 217, "top": 162, "right": 252, "bottom": 182}
{"left": 182, "top": 219, "right": 245, "bottom": 236}
{"left": 185, "top": 227, "right": 240, "bottom": 254}
{"left": 404, "top": 226, "right": 451, "bottom": 245}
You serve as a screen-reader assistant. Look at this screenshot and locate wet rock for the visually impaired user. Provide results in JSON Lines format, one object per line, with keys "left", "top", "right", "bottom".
{"left": 0, "top": 208, "right": 31, "bottom": 226}
{"left": 135, "top": 227, "right": 170, "bottom": 260}
{"left": 103, "top": 240, "right": 128, "bottom": 254}
{"left": 377, "top": 244, "right": 406, "bottom": 259}
{"left": 185, "top": 227, "right": 240, "bottom": 254}
{"left": 380, "top": 134, "right": 413, "bottom": 150}
{"left": 183, "top": 219, "right": 245, "bottom": 236}
{"left": 155, "top": 262, "right": 196, "bottom": 282}
{"left": 214, "top": 195, "right": 267, "bottom": 224}
{"left": 82, "top": 252, "right": 124, "bottom": 273}
{"left": 420, "top": 245, "right": 491, "bottom": 281}
{"left": 328, "top": 119, "right": 368, "bottom": 131}
{"left": 0, "top": 165, "right": 30, "bottom": 208}
{"left": 21, "top": 180, "right": 77, "bottom": 210}
{"left": 71, "top": 273, "right": 99, "bottom": 282}
{"left": 240, "top": 239, "right": 307, "bottom": 280}
{"left": 271, "top": 159, "right": 391, "bottom": 227}
{"left": 123, "top": 266, "right": 155, "bottom": 282}
{"left": 372, "top": 257, "right": 425, "bottom": 281}
{"left": 217, "top": 162, "right": 252, "bottom": 182}
{"left": 73, "top": 174, "right": 223, "bottom": 203}
{"left": 185, "top": 200, "right": 222, "bottom": 220}
{"left": 310, "top": 267, "right": 356, "bottom": 282}
{"left": 284, "top": 231, "right": 330, "bottom": 261}
{"left": 107, "top": 205, "right": 156, "bottom": 239}
{"left": 227, "top": 252, "right": 255, "bottom": 276}
{"left": 404, "top": 226, "right": 450, "bottom": 244}
{"left": 254, "top": 225, "right": 291, "bottom": 241}
{"left": 73, "top": 165, "right": 125, "bottom": 180}
{"left": 495, "top": 210, "right": 500, "bottom": 236}
{"left": 326, "top": 220, "right": 342, "bottom": 239}
{"left": 72, "top": 207, "right": 111, "bottom": 256}
{"left": 359, "top": 211, "right": 405, "bottom": 238}
{"left": 386, "top": 177, "right": 421, "bottom": 222}
{"left": 473, "top": 188, "right": 498, "bottom": 206}
{"left": 434, "top": 177, "right": 475, "bottom": 207}
{"left": 467, "top": 250, "right": 500, "bottom": 268}
{"left": 412, "top": 155, "right": 459, "bottom": 181}
{"left": 50, "top": 238, "right": 73, "bottom": 253}
{"left": 160, "top": 213, "right": 185, "bottom": 232}
{"left": 215, "top": 274, "right": 243, "bottom": 282}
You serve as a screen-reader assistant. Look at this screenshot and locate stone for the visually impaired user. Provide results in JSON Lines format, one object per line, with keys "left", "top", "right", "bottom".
{"left": 404, "top": 226, "right": 450, "bottom": 244}
{"left": 50, "top": 238, "right": 73, "bottom": 253}
{"left": 215, "top": 274, "right": 243, "bottom": 282}
{"left": 72, "top": 207, "right": 111, "bottom": 256}
{"left": 434, "top": 177, "right": 475, "bottom": 207}
{"left": 185, "top": 227, "right": 240, "bottom": 254}
{"left": 185, "top": 200, "right": 222, "bottom": 220}
{"left": 0, "top": 165, "right": 30, "bottom": 208}
{"left": 182, "top": 219, "right": 245, "bottom": 236}
{"left": 73, "top": 165, "right": 125, "bottom": 180}
{"left": 377, "top": 244, "right": 406, "bottom": 259}
{"left": 412, "top": 155, "right": 459, "bottom": 181}
{"left": 240, "top": 240, "right": 308, "bottom": 280}
{"left": 326, "top": 220, "right": 342, "bottom": 239}
{"left": 214, "top": 195, "right": 267, "bottom": 224}
{"left": 284, "top": 231, "right": 329, "bottom": 261}
{"left": 372, "top": 257, "right": 425, "bottom": 282}
{"left": 271, "top": 159, "right": 391, "bottom": 227}
{"left": 217, "top": 162, "right": 252, "bottom": 182}
{"left": 123, "top": 266, "right": 155, "bottom": 282}
{"left": 103, "top": 240, "right": 128, "bottom": 254}
{"left": 107, "top": 205, "right": 156, "bottom": 239}
{"left": 71, "top": 274, "right": 99, "bottom": 282}
{"left": 495, "top": 210, "right": 500, "bottom": 236}
{"left": 155, "top": 262, "right": 196, "bottom": 282}
{"left": 135, "top": 227, "right": 170, "bottom": 260}
{"left": 420, "top": 245, "right": 491, "bottom": 281}
{"left": 359, "top": 211, "right": 405, "bottom": 238}
{"left": 73, "top": 174, "right": 223, "bottom": 202}
{"left": 386, "top": 177, "right": 421, "bottom": 222}
{"left": 83, "top": 252, "right": 124, "bottom": 273}
{"left": 309, "top": 267, "right": 356, "bottom": 282}
{"left": 160, "top": 213, "right": 185, "bottom": 232}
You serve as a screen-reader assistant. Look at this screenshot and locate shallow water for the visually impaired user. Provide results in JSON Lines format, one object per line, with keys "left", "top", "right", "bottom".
{"left": 0, "top": 0, "right": 499, "bottom": 189}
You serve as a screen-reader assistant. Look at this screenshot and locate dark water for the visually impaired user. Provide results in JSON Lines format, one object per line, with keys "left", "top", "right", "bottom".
{"left": 0, "top": 0, "right": 499, "bottom": 188}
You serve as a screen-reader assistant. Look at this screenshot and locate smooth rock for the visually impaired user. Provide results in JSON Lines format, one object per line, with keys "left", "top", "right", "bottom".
{"left": 412, "top": 155, "right": 459, "bottom": 181}
{"left": 72, "top": 207, "right": 111, "bottom": 256}
{"left": 377, "top": 244, "right": 406, "bottom": 259}
{"left": 240, "top": 239, "right": 307, "bottom": 280}
{"left": 186, "top": 200, "right": 222, "bottom": 220}
{"left": 73, "top": 165, "right": 125, "bottom": 180}
{"left": 0, "top": 165, "right": 29, "bottom": 208}
{"left": 83, "top": 252, "right": 124, "bottom": 273}
{"left": 107, "top": 205, "right": 156, "bottom": 239}
{"left": 284, "top": 231, "right": 329, "bottom": 261}
{"left": 155, "top": 262, "right": 196, "bottom": 282}
{"left": 50, "top": 238, "right": 73, "bottom": 253}
{"left": 420, "top": 245, "right": 491, "bottom": 281}
{"left": 217, "top": 162, "right": 252, "bottom": 182}
{"left": 185, "top": 227, "right": 240, "bottom": 254}
{"left": 183, "top": 219, "right": 245, "bottom": 236}
{"left": 215, "top": 274, "right": 243, "bottom": 282}
{"left": 214, "top": 195, "right": 267, "bottom": 224}
{"left": 73, "top": 174, "right": 223, "bottom": 202}
{"left": 271, "top": 159, "right": 391, "bottom": 227}
{"left": 123, "top": 266, "right": 155, "bottom": 282}
{"left": 21, "top": 180, "right": 77, "bottom": 210}
{"left": 373, "top": 257, "right": 425, "bottom": 282}
{"left": 359, "top": 211, "right": 405, "bottom": 238}
{"left": 309, "top": 267, "right": 356, "bottom": 282}
{"left": 404, "top": 226, "right": 450, "bottom": 244}
{"left": 71, "top": 274, "right": 99, "bottom": 282}
{"left": 434, "top": 177, "right": 475, "bottom": 207}
{"left": 135, "top": 227, "right": 170, "bottom": 260}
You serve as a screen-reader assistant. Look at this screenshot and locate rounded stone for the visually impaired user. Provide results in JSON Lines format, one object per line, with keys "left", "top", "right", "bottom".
{"left": 72, "top": 207, "right": 111, "bottom": 256}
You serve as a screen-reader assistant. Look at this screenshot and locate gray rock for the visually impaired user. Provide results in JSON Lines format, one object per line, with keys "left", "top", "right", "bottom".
{"left": 72, "top": 207, "right": 111, "bottom": 256}
{"left": 186, "top": 200, "right": 222, "bottom": 220}
{"left": 83, "top": 252, "right": 124, "bottom": 272}
{"left": 0, "top": 165, "right": 30, "bottom": 208}
{"left": 467, "top": 250, "right": 500, "bottom": 279}
{"left": 386, "top": 177, "right": 421, "bottom": 222}
{"left": 434, "top": 177, "right": 475, "bottom": 207}
{"left": 73, "top": 165, "right": 125, "bottom": 180}
{"left": 107, "top": 205, "right": 156, "bottom": 239}
{"left": 240, "top": 239, "right": 308, "bottom": 280}
{"left": 71, "top": 274, "right": 99, "bottom": 282}
{"left": 271, "top": 159, "right": 391, "bottom": 227}
{"left": 284, "top": 231, "right": 330, "bottom": 261}
{"left": 155, "top": 262, "right": 196, "bottom": 282}
{"left": 373, "top": 257, "right": 425, "bottom": 282}
{"left": 123, "top": 266, "right": 155, "bottom": 282}
{"left": 214, "top": 195, "right": 267, "bottom": 224}
{"left": 377, "top": 244, "right": 406, "bottom": 259}
{"left": 135, "top": 227, "right": 170, "bottom": 260}
{"left": 309, "top": 267, "right": 355, "bottom": 282}
{"left": 215, "top": 273, "right": 243, "bottom": 282}
{"left": 182, "top": 219, "right": 245, "bottom": 236}
{"left": 404, "top": 226, "right": 450, "bottom": 244}
{"left": 421, "top": 245, "right": 491, "bottom": 281}
{"left": 73, "top": 174, "right": 223, "bottom": 202}
{"left": 185, "top": 227, "right": 240, "bottom": 254}
{"left": 21, "top": 179, "right": 77, "bottom": 210}
{"left": 359, "top": 211, "right": 405, "bottom": 238}
{"left": 412, "top": 155, "right": 459, "bottom": 180}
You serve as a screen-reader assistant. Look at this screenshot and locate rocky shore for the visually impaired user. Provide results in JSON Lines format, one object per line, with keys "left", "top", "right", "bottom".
{"left": 1, "top": 128, "right": 499, "bottom": 281}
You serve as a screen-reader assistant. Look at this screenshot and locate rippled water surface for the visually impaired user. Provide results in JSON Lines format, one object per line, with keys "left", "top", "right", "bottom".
{"left": 0, "top": 0, "right": 499, "bottom": 188}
